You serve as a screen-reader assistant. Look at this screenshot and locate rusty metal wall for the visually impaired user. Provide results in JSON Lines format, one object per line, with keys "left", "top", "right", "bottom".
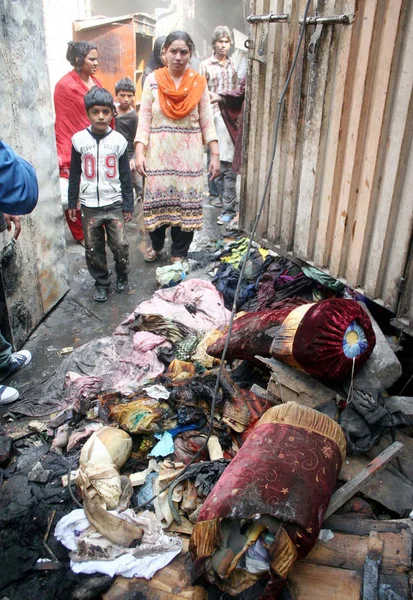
{"left": 0, "top": 0, "right": 69, "bottom": 348}
{"left": 241, "top": 0, "right": 413, "bottom": 319}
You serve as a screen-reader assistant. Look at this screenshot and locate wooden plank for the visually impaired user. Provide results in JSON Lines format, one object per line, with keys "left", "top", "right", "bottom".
{"left": 280, "top": 0, "right": 307, "bottom": 250}
{"left": 244, "top": 0, "right": 265, "bottom": 232}
{"left": 382, "top": 134, "right": 413, "bottom": 311}
{"left": 288, "top": 563, "right": 362, "bottom": 600}
{"left": 258, "top": 355, "right": 344, "bottom": 408}
{"left": 313, "top": 0, "right": 356, "bottom": 266}
{"left": 346, "top": 0, "right": 403, "bottom": 288}
{"left": 363, "top": 2, "right": 413, "bottom": 301}
{"left": 268, "top": 0, "right": 293, "bottom": 242}
{"left": 329, "top": 0, "right": 378, "bottom": 277}
{"left": 322, "top": 516, "right": 412, "bottom": 536}
{"left": 294, "top": 0, "right": 336, "bottom": 260}
{"left": 338, "top": 452, "right": 413, "bottom": 516}
{"left": 305, "top": 529, "right": 410, "bottom": 574}
{"left": 326, "top": 442, "right": 403, "bottom": 519}
{"left": 102, "top": 554, "right": 207, "bottom": 600}
{"left": 256, "top": 0, "right": 278, "bottom": 239}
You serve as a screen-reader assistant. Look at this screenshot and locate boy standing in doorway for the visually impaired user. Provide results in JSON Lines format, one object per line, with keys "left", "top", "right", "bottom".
{"left": 200, "top": 26, "right": 238, "bottom": 225}
{"left": 114, "top": 77, "right": 143, "bottom": 199}
{"left": 68, "top": 87, "right": 133, "bottom": 303}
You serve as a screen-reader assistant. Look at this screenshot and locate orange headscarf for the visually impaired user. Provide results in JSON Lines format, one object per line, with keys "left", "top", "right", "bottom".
{"left": 155, "top": 67, "right": 207, "bottom": 120}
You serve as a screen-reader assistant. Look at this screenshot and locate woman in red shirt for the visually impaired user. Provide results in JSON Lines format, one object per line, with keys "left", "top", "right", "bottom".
{"left": 54, "top": 41, "right": 101, "bottom": 244}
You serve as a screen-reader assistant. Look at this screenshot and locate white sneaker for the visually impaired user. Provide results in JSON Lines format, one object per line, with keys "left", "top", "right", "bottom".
{"left": 9, "top": 349, "right": 32, "bottom": 374}
{"left": 0, "top": 385, "right": 19, "bottom": 404}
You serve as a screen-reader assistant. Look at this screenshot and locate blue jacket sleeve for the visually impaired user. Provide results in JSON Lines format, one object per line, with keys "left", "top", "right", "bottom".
{"left": 0, "top": 141, "right": 39, "bottom": 215}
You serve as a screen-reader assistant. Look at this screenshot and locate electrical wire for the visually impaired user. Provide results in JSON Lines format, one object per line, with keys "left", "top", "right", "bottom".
{"left": 66, "top": 2, "right": 313, "bottom": 514}
{"left": 135, "top": 0, "right": 313, "bottom": 512}
{"left": 172, "top": 0, "right": 196, "bottom": 32}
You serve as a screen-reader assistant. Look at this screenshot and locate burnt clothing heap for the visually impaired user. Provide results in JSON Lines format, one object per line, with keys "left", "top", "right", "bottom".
{"left": 0, "top": 236, "right": 404, "bottom": 600}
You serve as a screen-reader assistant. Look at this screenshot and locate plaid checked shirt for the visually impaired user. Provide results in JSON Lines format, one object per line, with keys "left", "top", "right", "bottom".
{"left": 200, "top": 54, "right": 238, "bottom": 116}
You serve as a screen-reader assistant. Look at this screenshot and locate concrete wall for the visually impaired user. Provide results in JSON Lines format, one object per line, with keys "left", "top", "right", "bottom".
{"left": 0, "top": 0, "right": 69, "bottom": 348}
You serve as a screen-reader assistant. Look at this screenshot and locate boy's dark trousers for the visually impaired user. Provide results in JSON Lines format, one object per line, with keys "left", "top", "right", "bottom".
{"left": 81, "top": 204, "right": 130, "bottom": 288}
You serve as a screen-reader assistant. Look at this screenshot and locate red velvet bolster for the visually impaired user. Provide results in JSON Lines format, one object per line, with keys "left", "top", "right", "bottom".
{"left": 198, "top": 421, "right": 342, "bottom": 558}
{"left": 292, "top": 298, "right": 376, "bottom": 381}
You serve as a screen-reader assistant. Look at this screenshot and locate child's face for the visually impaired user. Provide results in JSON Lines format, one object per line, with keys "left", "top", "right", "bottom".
{"left": 117, "top": 90, "right": 134, "bottom": 110}
{"left": 87, "top": 105, "right": 113, "bottom": 134}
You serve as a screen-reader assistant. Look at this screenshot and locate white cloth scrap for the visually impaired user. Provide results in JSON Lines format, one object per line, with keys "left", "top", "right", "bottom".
{"left": 55, "top": 508, "right": 182, "bottom": 579}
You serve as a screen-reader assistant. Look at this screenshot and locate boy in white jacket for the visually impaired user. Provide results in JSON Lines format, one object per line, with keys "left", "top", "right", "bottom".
{"left": 68, "top": 87, "right": 134, "bottom": 302}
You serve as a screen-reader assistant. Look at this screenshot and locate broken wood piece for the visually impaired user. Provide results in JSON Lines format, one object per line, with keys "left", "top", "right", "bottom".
{"left": 180, "top": 536, "right": 190, "bottom": 554}
{"left": 207, "top": 435, "right": 224, "bottom": 460}
{"left": 167, "top": 515, "right": 194, "bottom": 536}
{"left": 35, "top": 560, "right": 63, "bottom": 571}
{"left": 61, "top": 470, "right": 79, "bottom": 487}
{"left": 288, "top": 563, "right": 362, "bottom": 599}
{"left": 43, "top": 510, "right": 58, "bottom": 563}
{"left": 257, "top": 356, "right": 344, "bottom": 409}
{"left": 305, "top": 528, "right": 411, "bottom": 574}
{"left": 129, "top": 471, "right": 149, "bottom": 487}
{"left": 250, "top": 384, "right": 268, "bottom": 398}
{"left": 362, "top": 532, "right": 384, "bottom": 600}
{"left": 326, "top": 442, "right": 403, "bottom": 519}
{"left": 250, "top": 382, "right": 280, "bottom": 406}
{"left": 102, "top": 554, "right": 207, "bottom": 600}
{"left": 323, "top": 516, "right": 412, "bottom": 537}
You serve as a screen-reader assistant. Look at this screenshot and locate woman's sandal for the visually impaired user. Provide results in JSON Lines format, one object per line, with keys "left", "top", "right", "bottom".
{"left": 144, "top": 247, "right": 159, "bottom": 262}
{"left": 170, "top": 256, "right": 183, "bottom": 264}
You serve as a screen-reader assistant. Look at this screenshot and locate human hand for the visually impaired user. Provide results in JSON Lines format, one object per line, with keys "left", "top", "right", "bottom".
{"left": 208, "top": 155, "right": 220, "bottom": 180}
{"left": 124, "top": 212, "right": 132, "bottom": 223}
{"left": 129, "top": 158, "right": 136, "bottom": 171}
{"left": 68, "top": 209, "right": 77, "bottom": 222}
{"left": 135, "top": 154, "right": 147, "bottom": 177}
{"left": 209, "top": 92, "right": 222, "bottom": 104}
{"left": 4, "top": 214, "right": 22, "bottom": 240}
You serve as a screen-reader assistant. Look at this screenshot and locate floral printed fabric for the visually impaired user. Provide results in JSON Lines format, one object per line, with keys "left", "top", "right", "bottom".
{"left": 135, "top": 73, "right": 217, "bottom": 232}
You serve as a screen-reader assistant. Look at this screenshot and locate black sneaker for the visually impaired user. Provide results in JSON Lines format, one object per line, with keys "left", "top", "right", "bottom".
{"left": 115, "top": 277, "right": 128, "bottom": 293}
{"left": 94, "top": 287, "right": 108, "bottom": 302}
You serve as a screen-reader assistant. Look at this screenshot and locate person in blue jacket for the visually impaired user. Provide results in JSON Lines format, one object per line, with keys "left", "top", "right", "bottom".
{"left": 0, "top": 140, "right": 38, "bottom": 404}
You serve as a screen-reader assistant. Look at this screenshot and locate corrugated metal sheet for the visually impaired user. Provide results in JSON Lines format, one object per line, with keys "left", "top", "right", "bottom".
{"left": 241, "top": 0, "right": 413, "bottom": 315}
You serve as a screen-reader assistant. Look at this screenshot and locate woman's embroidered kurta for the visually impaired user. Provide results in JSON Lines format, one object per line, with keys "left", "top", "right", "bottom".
{"left": 135, "top": 72, "right": 217, "bottom": 232}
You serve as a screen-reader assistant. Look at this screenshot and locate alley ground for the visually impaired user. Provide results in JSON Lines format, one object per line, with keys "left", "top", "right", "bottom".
{"left": 2, "top": 196, "right": 226, "bottom": 407}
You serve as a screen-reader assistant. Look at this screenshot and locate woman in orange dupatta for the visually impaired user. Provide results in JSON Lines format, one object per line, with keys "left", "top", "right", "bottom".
{"left": 54, "top": 41, "right": 102, "bottom": 245}
{"left": 135, "top": 31, "right": 220, "bottom": 263}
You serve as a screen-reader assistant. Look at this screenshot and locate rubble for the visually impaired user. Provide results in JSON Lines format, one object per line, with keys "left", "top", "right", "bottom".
{"left": 358, "top": 302, "right": 403, "bottom": 390}
{"left": 1, "top": 241, "right": 413, "bottom": 599}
